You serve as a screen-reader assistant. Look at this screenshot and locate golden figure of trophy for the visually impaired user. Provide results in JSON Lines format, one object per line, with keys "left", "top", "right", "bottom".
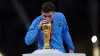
{"left": 41, "top": 22, "right": 52, "bottom": 49}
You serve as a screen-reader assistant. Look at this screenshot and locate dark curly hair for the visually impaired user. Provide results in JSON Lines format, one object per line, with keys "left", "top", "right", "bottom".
{"left": 41, "top": 2, "right": 55, "bottom": 12}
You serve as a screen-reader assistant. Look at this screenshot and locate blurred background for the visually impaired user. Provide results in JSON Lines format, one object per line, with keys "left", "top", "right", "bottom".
{"left": 0, "top": 0, "right": 100, "bottom": 56}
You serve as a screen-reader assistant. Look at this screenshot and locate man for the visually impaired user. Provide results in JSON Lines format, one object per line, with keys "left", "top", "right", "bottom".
{"left": 25, "top": 2, "right": 74, "bottom": 53}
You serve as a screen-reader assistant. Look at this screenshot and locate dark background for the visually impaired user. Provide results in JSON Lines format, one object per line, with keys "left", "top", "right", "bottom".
{"left": 0, "top": 0, "right": 100, "bottom": 56}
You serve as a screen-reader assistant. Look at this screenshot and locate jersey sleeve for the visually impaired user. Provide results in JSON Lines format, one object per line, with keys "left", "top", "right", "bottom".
{"left": 61, "top": 13, "right": 75, "bottom": 51}
{"left": 25, "top": 16, "right": 42, "bottom": 45}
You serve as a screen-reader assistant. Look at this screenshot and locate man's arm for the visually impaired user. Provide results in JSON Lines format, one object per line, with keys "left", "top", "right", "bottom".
{"left": 25, "top": 16, "right": 41, "bottom": 45}
{"left": 61, "top": 13, "right": 75, "bottom": 53}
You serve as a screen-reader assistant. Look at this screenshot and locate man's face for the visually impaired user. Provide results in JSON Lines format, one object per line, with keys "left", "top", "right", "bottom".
{"left": 42, "top": 11, "right": 55, "bottom": 22}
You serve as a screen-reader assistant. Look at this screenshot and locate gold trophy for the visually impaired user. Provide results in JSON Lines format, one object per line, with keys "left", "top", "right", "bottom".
{"left": 41, "top": 22, "right": 52, "bottom": 49}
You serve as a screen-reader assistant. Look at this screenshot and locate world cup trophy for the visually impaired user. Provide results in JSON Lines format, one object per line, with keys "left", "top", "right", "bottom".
{"left": 41, "top": 22, "right": 51, "bottom": 49}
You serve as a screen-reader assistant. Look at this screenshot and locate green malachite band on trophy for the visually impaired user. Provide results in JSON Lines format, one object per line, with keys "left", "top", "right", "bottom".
{"left": 43, "top": 44, "right": 51, "bottom": 49}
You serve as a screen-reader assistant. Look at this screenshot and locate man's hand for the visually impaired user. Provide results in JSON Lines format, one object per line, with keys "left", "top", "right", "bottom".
{"left": 69, "top": 50, "right": 74, "bottom": 53}
{"left": 38, "top": 20, "right": 48, "bottom": 29}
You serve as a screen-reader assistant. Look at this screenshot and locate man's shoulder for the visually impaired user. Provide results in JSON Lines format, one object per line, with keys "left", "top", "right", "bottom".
{"left": 55, "top": 12, "right": 64, "bottom": 16}
{"left": 36, "top": 15, "right": 43, "bottom": 19}
{"left": 55, "top": 12, "right": 65, "bottom": 19}
{"left": 31, "top": 15, "right": 43, "bottom": 23}
{"left": 34, "top": 15, "right": 43, "bottom": 21}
